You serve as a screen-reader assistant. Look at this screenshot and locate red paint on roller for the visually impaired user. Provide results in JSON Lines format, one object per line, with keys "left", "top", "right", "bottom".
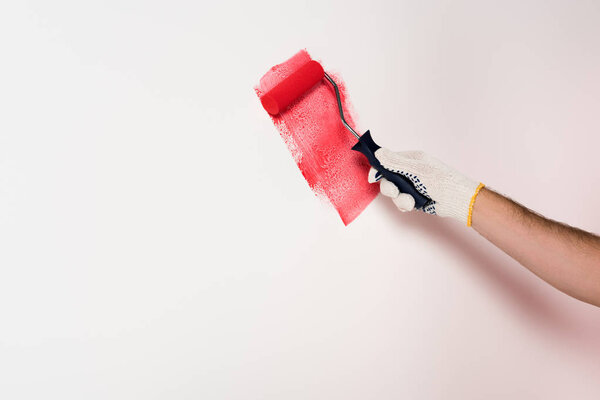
{"left": 256, "top": 50, "right": 378, "bottom": 225}
{"left": 260, "top": 60, "right": 324, "bottom": 115}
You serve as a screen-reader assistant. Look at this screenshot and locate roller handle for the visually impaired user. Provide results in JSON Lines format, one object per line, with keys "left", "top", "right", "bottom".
{"left": 352, "top": 131, "right": 431, "bottom": 209}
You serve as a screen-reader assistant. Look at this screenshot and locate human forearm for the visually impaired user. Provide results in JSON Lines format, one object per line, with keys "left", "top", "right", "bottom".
{"left": 471, "top": 188, "right": 600, "bottom": 307}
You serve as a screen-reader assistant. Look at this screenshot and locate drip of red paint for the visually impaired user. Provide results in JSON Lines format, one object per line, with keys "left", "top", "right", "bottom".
{"left": 256, "top": 50, "right": 378, "bottom": 225}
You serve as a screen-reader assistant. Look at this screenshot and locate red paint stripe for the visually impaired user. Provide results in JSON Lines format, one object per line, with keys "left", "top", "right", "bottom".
{"left": 256, "top": 50, "right": 378, "bottom": 225}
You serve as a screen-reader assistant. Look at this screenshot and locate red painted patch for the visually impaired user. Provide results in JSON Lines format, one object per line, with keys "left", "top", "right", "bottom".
{"left": 256, "top": 50, "right": 378, "bottom": 225}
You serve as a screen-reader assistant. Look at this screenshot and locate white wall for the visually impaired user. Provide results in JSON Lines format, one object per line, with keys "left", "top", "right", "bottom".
{"left": 1, "top": 1, "right": 599, "bottom": 399}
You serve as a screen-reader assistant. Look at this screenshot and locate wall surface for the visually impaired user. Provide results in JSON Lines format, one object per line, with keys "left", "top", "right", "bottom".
{"left": 1, "top": 1, "right": 600, "bottom": 399}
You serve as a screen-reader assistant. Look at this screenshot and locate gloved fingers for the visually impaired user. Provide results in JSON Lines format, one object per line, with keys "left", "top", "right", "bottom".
{"left": 374, "top": 148, "right": 425, "bottom": 176}
{"left": 376, "top": 148, "right": 426, "bottom": 163}
{"left": 380, "top": 178, "right": 400, "bottom": 198}
{"left": 392, "top": 192, "right": 415, "bottom": 212}
{"left": 378, "top": 178, "right": 415, "bottom": 212}
{"left": 367, "top": 167, "right": 382, "bottom": 183}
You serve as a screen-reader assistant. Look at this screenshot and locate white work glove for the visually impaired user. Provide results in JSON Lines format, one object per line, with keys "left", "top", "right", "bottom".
{"left": 368, "top": 149, "right": 485, "bottom": 226}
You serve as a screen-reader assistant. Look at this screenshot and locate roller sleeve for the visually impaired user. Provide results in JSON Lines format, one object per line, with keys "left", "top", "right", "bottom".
{"left": 260, "top": 60, "right": 325, "bottom": 115}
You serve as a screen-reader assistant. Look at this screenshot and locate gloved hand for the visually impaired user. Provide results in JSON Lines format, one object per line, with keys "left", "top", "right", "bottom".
{"left": 368, "top": 149, "right": 485, "bottom": 226}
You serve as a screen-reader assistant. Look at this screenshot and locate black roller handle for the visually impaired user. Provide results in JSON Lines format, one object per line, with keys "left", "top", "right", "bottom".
{"left": 352, "top": 131, "right": 431, "bottom": 210}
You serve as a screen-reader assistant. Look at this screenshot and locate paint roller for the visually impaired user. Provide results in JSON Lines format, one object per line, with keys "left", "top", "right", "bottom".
{"left": 260, "top": 60, "right": 431, "bottom": 209}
